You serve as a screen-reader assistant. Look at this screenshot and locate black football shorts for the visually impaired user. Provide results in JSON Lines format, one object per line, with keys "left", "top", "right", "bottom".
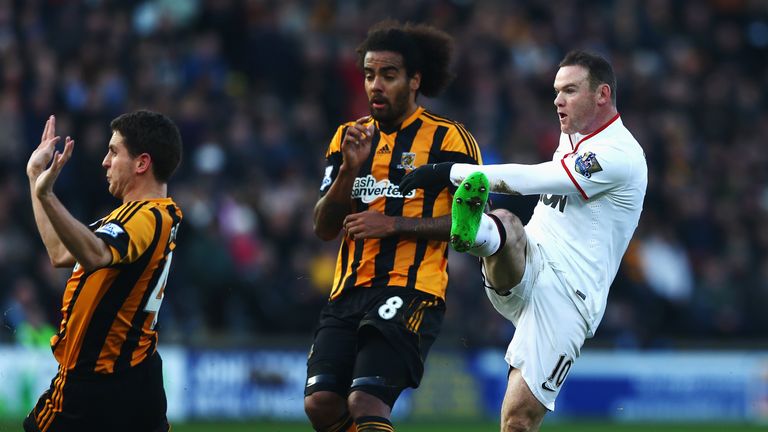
{"left": 305, "top": 286, "right": 445, "bottom": 405}
{"left": 24, "top": 352, "right": 169, "bottom": 432}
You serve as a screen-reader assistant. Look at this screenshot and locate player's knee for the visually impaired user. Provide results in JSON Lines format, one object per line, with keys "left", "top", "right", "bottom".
{"left": 500, "top": 411, "right": 539, "bottom": 432}
{"left": 304, "top": 391, "right": 346, "bottom": 427}
{"left": 491, "top": 209, "right": 525, "bottom": 251}
{"left": 347, "top": 389, "right": 392, "bottom": 419}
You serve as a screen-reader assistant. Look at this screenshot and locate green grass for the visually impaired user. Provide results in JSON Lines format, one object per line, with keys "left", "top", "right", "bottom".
{"left": 165, "top": 421, "right": 768, "bottom": 432}
{"left": 3, "top": 420, "right": 765, "bottom": 431}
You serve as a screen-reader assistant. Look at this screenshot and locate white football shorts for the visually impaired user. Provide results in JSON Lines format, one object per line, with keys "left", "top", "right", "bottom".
{"left": 483, "top": 228, "right": 589, "bottom": 411}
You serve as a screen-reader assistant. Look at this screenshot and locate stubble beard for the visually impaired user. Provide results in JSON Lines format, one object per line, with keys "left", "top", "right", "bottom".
{"left": 370, "top": 89, "right": 410, "bottom": 127}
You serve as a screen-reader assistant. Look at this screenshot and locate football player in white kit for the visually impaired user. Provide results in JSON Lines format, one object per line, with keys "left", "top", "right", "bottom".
{"left": 399, "top": 50, "right": 647, "bottom": 431}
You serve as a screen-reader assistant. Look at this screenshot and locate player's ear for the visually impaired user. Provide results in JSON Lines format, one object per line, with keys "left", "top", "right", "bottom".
{"left": 410, "top": 72, "right": 421, "bottom": 92}
{"left": 136, "top": 153, "right": 152, "bottom": 175}
{"left": 597, "top": 83, "right": 612, "bottom": 106}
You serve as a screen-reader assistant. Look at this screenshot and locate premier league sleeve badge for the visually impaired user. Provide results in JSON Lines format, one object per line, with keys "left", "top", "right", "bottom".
{"left": 574, "top": 151, "right": 603, "bottom": 178}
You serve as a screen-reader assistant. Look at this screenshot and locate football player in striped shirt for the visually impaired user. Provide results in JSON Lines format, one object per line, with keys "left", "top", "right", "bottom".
{"left": 304, "top": 21, "right": 482, "bottom": 432}
{"left": 24, "top": 111, "right": 182, "bottom": 432}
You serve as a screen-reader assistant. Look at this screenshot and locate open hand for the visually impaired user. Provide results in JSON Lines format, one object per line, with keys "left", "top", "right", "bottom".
{"left": 27, "top": 115, "right": 61, "bottom": 180}
{"left": 398, "top": 162, "right": 455, "bottom": 195}
{"left": 28, "top": 116, "right": 75, "bottom": 197}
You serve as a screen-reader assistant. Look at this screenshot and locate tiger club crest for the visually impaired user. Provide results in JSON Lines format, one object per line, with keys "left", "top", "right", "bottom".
{"left": 398, "top": 152, "right": 416, "bottom": 170}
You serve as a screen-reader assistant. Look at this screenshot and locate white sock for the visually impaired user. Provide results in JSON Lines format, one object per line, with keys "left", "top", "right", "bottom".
{"left": 467, "top": 214, "right": 502, "bottom": 257}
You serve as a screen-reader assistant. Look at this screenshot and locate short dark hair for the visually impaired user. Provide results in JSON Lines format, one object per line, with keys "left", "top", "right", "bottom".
{"left": 559, "top": 50, "right": 617, "bottom": 105}
{"left": 356, "top": 20, "right": 454, "bottom": 98}
{"left": 110, "top": 110, "right": 182, "bottom": 183}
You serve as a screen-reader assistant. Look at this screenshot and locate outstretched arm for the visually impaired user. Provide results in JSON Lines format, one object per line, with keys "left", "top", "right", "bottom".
{"left": 450, "top": 161, "right": 575, "bottom": 196}
{"left": 399, "top": 161, "right": 575, "bottom": 197}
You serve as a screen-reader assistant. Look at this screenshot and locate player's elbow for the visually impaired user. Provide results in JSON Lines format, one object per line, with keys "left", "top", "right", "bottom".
{"left": 48, "top": 249, "right": 76, "bottom": 268}
{"left": 78, "top": 261, "right": 101, "bottom": 273}
{"left": 313, "top": 199, "right": 348, "bottom": 241}
{"left": 50, "top": 255, "right": 75, "bottom": 268}
{"left": 313, "top": 223, "right": 339, "bottom": 241}
{"left": 77, "top": 248, "right": 112, "bottom": 273}
{"left": 79, "top": 256, "right": 111, "bottom": 273}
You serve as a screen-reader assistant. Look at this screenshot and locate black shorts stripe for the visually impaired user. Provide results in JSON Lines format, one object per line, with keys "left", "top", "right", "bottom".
{"left": 147, "top": 332, "right": 158, "bottom": 359}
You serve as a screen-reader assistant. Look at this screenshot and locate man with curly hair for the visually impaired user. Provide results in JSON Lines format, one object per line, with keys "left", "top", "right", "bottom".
{"left": 304, "top": 21, "right": 483, "bottom": 432}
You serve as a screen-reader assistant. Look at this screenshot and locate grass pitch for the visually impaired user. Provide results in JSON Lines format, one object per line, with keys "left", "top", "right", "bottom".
{"left": 2, "top": 420, "right": 765, "bottom": 431}
{"left": 169, "top": 420, "right": 766, "bottom": 431}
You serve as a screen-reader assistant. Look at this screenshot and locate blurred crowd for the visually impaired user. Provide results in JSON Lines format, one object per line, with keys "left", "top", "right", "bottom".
{"left": 1, "top": 0, "right": 767, "bottom": 350}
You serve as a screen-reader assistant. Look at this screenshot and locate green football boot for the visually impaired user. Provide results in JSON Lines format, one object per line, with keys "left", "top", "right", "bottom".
{"left": 450, "top": 171, "right": 489, "bottom": 253}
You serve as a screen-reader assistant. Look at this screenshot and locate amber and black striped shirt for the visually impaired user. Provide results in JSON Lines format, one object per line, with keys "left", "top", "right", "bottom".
{"left": 51, "top": 198, "right": 182, "bottom": 375}
{"left": 319, "top": 107, "right": 482, "bottom": 300}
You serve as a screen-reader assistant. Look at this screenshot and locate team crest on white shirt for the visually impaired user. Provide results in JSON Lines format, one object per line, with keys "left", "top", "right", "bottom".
{"left": 574, "top": 151, "right": 603, "bottom": 178}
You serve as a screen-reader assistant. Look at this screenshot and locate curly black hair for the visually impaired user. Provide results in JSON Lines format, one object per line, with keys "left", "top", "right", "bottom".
{"left": 110, "top": 110, "right": 182, "bottom": 183}
{"left": 356, "top": 20, "right": 455, "bottom": 98}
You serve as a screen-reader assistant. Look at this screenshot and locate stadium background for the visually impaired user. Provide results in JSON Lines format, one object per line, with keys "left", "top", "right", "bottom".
{"left": 1, "top": 0, "right": 767, "bottom": 430}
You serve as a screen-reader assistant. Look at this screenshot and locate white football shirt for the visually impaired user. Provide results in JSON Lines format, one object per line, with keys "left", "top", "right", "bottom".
{"left": 451, "top": 114, "right": 647, "bottom": 336}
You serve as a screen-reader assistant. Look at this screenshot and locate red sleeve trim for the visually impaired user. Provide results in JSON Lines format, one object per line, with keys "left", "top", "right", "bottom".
{"left": 561, "top": 157, "right": 589, "bottom": 200}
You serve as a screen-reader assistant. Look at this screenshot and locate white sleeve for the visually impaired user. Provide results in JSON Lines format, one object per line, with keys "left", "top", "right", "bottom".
{"left": 559, "top": 145, "right": 631, "bottom": 199}
{"left": 450, "top": 161, "right": 577, "bottom": 196}
{"left": 451, "top": 145, "right": 631, "bottom": 199}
